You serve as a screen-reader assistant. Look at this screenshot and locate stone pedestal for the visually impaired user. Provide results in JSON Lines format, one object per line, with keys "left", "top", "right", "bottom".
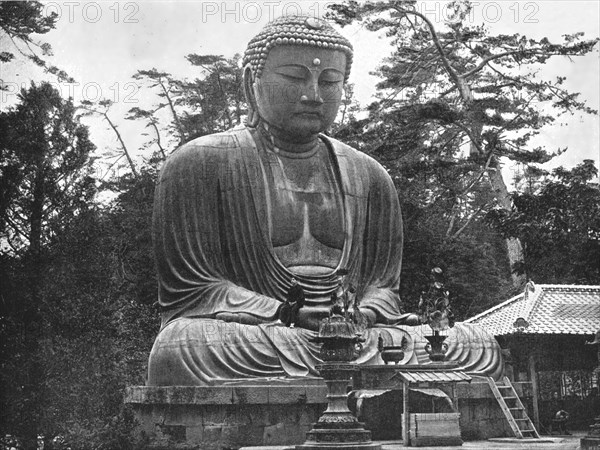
{"left": 580, "top": 418, "right": 600, "bottom": 450}
{"left": 296, "top": 364, "right": 380, "bottom": 450}
{"left": 124, "top": 382, "right": 327, "bottom": 449}
{"left": 580, "top": 436, "right": 600, "bottom": 450}
{"left": 124, "top": 379, "right": 534, "bottom": 447}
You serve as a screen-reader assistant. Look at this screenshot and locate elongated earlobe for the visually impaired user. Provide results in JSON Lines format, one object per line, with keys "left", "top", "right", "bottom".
{"left": 243, "top": 66, "right": 260, "bottom": 127}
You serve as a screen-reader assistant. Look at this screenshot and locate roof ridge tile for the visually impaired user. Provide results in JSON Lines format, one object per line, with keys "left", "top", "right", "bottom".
{"left": 466, "top": 283, "right": 600, "bottom": 336}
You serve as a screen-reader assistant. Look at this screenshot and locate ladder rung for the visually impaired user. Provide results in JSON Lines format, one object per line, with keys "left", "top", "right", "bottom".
{"left": 497, "top": 385, "right": 512, "bottom": 388}
{"left": 508, "top": 407, "right": 521, "bottom": 410}
{"left": 522, "top": 429, "right": 535, "bottom": 433}
{"left": 514, "top": 418, "right": 529, "bottom": 421}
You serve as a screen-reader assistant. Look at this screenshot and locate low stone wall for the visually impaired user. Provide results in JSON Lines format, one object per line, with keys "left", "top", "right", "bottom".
{"left": 124, "top": 380, "right": 534, "bottom": 448}
{"left": 125, "top": 383, "right": 327, "bottom": 449}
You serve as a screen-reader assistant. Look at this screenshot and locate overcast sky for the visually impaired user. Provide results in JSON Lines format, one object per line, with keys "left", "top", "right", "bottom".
{"left": 2, "top": 1, "right": 599, "bottom": 182}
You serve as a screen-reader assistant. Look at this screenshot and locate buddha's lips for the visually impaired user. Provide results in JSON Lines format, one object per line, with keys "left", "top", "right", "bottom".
{"left": 296, "top": 111, "right": 322, "bottom": 118}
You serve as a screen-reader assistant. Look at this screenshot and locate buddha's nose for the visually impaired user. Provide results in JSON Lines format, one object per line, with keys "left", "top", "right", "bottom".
{"left": 301, "top": 80, "right": 324, "bottom": 105}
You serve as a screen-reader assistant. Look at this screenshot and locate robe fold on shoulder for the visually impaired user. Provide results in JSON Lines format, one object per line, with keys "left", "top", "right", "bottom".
{"left": 148, "top": 126, "right": 503, "bottom": 385}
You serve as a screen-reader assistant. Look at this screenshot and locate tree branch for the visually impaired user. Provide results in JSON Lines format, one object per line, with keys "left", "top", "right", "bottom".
{"left": 4, "top": 213, "right": 30, "bottom": 242}
{"left": 451, "top": 203, "right": 489, "bottom": 239}
{"left": 463, "top": 46, "right": 595, "bottom": 79}
{"left": 459, "top": 149, "right": 495, "bottom": 197}
{"left": 393, "top": 6, "right": 462, "bottom": 88}
{"left": 100, "top": 153, "right": 126, "bottom": 180}
{"left": 462, "top": 50, "right": 523, "bottom": 79}
{"left": 157, "top": 78, "right": 184, "bottom": 143}
{"left": 81, "top": 105, "right": 138, "bottom": 177}
{"left": 454, "top": 122, "right": 484, "bottom": 154}
{"left": 151, "top": 124, "right": 167, "bottom": 160}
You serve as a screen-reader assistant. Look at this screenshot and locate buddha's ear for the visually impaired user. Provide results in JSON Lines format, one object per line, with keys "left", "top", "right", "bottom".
{"left": 243, "top": 65, "right": 259, "bottom": 128}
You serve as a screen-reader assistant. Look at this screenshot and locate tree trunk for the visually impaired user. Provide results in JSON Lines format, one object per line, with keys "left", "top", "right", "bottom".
{"left": 462, "top": 79, "right": 526, "bottom": 288}
{"left": 29, "top": 164, "right": 44, "bottom": 255}
{"left": 488, "top": 163, "right": 527, "bottom": 287}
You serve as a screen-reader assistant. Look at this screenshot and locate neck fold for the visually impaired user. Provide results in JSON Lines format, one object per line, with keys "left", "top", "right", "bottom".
{"left": 259, "top": 121, "right": 320, "bottom": 156}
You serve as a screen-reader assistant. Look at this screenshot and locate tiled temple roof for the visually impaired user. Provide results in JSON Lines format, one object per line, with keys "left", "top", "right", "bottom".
{"left": 465, "top": 282, "right": 600, "bottom": 336}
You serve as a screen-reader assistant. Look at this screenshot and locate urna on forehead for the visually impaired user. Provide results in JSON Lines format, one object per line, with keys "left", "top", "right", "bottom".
{"left": 243, "top": 15, "right": 353, "bottom": 82}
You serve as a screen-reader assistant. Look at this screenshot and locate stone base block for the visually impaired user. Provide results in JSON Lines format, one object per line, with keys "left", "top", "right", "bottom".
{"left": 124, "top": 380, "right": 533, "bottom": 448}
{"left": 124, "top": 383, "right": 327, "bottom": 449}
{"left": 296, "top": 442, "right": 381, "bottom": 449}
{"left": 581, "top": 436, "right": 600, "bottom": 450}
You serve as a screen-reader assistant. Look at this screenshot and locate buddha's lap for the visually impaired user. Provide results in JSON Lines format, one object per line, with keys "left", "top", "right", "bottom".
{"left": 147, "top": 318, "right": 503, "bottom": 385}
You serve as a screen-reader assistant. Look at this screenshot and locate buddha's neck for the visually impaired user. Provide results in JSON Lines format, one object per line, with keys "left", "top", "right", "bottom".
{"left": 259, "top": 122, "right": 319, "bottom": 155}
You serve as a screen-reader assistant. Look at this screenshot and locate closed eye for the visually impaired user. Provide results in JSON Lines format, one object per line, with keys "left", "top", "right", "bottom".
{"left": 280, "top": 73, "right": 305, "bottom": 82}
{"left": 275, "top": 66, "right": 308, "bottom": 81}
{"left": 319, "top": 69, "right": 344, "bottom": 85}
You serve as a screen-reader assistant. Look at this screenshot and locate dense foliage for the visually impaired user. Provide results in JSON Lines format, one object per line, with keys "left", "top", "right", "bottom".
{"left": 1, "top": 171, "right": 158, "bottom": 449}
{"left": 0, "top": 83, "right": 158, "bottom": 448}
{"left": 0, "top": 83, "right": 96, "bottom": 254}
{"left": 488, "top": 160, "right": 600, "bottom": 283}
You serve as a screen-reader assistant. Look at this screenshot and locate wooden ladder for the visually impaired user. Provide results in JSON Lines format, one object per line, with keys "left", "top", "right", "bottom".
{"left": 487, "top": 376, "right": 540, "bottom": 439}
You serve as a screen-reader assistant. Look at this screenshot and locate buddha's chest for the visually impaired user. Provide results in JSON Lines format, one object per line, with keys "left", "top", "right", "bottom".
{"left": 260, "top": 147, "right": 345, "bottom": 250}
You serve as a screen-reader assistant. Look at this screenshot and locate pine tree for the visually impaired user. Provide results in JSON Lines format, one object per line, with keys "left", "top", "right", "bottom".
{"left": 328, "top": 0, "right": 598, "bottom": 287}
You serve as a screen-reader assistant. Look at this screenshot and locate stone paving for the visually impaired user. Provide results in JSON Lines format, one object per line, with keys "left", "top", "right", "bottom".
{"left": 240, "top": 431, "right": 587, "bottom": 450}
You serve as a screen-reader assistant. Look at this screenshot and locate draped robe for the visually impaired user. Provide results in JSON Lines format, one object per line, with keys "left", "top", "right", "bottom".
{"left": 148, "top": 126, "right": 503, "bottom": 385}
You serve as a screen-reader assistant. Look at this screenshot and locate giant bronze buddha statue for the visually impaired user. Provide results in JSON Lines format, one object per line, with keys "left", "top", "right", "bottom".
{"left": 148, "top": 16, "right": 502, "bottom": 385}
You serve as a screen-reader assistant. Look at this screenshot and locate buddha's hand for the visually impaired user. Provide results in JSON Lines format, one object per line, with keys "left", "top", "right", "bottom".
{"left": 215, "top": 312, "right": 271, "bottom": 325}
{"left": 296, "top": 307, "right": 330, "bottom": 332}
{"left": 295, "top": 307, "right": 378, "bottom": 331}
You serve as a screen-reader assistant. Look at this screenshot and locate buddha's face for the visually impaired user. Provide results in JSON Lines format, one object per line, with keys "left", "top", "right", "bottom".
{"left": 253, "top": 45, "right": 346, "bottom": 142}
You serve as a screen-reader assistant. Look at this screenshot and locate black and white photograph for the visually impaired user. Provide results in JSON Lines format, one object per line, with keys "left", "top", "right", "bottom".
{"left": 1, "top": 1, "right": 599, "bottom": 449}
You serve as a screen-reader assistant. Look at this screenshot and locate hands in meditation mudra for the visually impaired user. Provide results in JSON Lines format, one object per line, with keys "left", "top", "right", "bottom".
{"left": 148, "top": 16, "right": 503, "bottom": 385}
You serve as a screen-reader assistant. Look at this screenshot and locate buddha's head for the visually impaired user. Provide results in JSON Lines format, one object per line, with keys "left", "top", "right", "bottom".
{"left": 243, "top": 16, "right": 353, "bottom": 143}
